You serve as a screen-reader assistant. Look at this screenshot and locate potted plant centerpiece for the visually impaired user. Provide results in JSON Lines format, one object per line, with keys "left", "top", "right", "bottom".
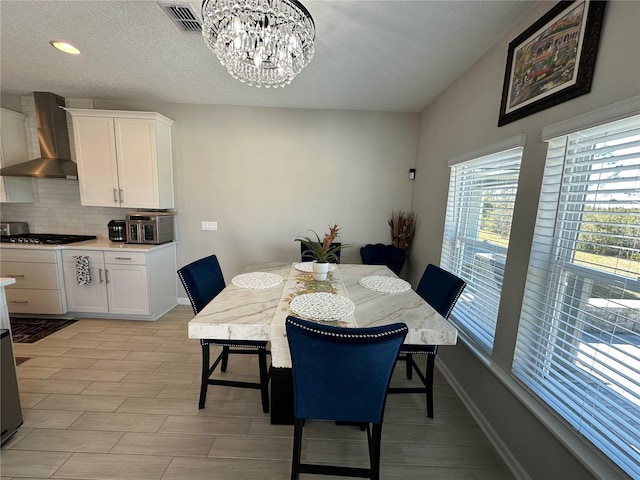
{"left": 295, "top": 224, "right": 348, "bottom": 281}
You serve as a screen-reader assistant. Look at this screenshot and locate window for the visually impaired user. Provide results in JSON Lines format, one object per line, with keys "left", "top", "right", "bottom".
{"left": 441, "top": 136, "right": 524, "bottom": 352}
{"left": 513, "top": 113, "right": 640, "bottom": 478}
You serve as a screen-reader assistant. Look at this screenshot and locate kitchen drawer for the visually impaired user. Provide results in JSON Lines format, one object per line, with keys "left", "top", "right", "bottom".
{"left": 6, "top": 289, "right": 64, "bottom": 314}
{"left": 0, "top": 249, "right": 57, "bottom": 263}
{"left": 0, "top": 262, "right": 60, "bottom": 289}
{"left": 62, "top": 250, "right": 104, "bottom": 264}
{"left": 104, "top": 251, "right": 146, "bottom": 265}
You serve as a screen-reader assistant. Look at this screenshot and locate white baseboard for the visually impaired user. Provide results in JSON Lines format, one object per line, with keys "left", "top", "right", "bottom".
{"left": 438, "top": 360, "right": 532, "bottom": 480}
{"left": 438, "top": 338, "right": 628, "bottom": 480}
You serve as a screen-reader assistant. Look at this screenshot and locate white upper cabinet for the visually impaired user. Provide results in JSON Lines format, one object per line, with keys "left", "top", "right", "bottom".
{"left": 0, "top": 108, "right": 34, "bottom": 203}
{"left": 67, "top": 109, "right": 175, "bottom": 209}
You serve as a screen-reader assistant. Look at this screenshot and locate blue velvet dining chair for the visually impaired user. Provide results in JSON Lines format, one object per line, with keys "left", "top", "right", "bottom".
{"left": 286, "top": 315, "right": 408, "bottom": 480}
{"left": 359, "top": 243, "right": 406, "bottom": 275}
{"left": 177, "top": 255, "right": 270, "bottom": 412}
{"left": 388, "top": 264, "right": 466, "bottom": 418}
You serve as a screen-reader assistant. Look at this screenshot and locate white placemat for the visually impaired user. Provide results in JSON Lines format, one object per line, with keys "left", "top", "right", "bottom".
{"left": 289, "top": 292, "right": 355, "bottom": 322}
{"left": 231, "top": 272, "right": 283, "bottom": 290}
{"left": 294, "top": 262, "right": 336, "bottom": 273}
{"left": 359, "top": 275, "right": 411, "bottom": 294}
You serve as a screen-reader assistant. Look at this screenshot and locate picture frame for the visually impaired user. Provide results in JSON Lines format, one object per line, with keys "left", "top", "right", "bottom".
{"left": 498, "top": 1, "right": 606, "bottom": 126}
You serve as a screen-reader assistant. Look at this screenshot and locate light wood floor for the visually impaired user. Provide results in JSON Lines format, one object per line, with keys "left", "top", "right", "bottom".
{"left": 1, "top": 305, "right": 515, "bottom": 479}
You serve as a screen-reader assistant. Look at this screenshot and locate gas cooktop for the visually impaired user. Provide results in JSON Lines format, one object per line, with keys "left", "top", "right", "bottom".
{"left": 1, "top": 233, "right": 97, "bottom": 245}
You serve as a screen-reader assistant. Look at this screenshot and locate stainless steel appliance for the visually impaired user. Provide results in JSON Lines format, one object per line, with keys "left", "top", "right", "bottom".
{"left": 108, "top": 220, "right": 127, "bottom": 242}
{"left": 126, "top": 211, "right": 175, "bottom": 244}
{"left": 1, "top": 329, "right": 23, "bottom": 445}
{"left": 0, "top": 233, "right": 96, "bottom": 245}
{"left": 0, "top": 92, "right": 77, "bottom": 179}
{"left": 0, "top": 222, "right": 29, "bottom": 237}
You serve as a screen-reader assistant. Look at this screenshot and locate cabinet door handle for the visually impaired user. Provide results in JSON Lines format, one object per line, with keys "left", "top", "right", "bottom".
{"left": 99, "top": 268, "right": 104, "bottom": 284}
{"left": 9, "top": 300, "right": 29, "bottom": 304}
{"left": 113, "top": 188, "right": 119, "bottom": 203}
{"left": 119, "top": 189, "right": 124, "bottom": 203}
{"left": 114, "top": 257, "right": 132, "bottom": 260}
{"left": 105, "top": 269, "right": 110, "bottom": 284}
{"left": 6, "top": 274, "right": 25, "bottom": 278}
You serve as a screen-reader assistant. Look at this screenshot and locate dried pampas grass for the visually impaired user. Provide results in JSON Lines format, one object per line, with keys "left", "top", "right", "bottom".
{"left": 389, "top": 211, "right": 417, "bottom": 251}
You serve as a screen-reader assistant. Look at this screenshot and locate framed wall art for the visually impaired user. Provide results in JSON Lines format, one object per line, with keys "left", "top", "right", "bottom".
{"left": 498, "top": 1, "right": 606, "bottom": 126}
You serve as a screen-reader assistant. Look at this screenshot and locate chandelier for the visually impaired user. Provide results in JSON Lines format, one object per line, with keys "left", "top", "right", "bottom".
{"left": 201, "top": 0, "right": 315, "bottom": 88}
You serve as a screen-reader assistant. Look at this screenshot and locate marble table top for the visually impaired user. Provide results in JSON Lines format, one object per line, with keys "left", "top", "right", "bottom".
{"left": 188, "top": 263, "right": 458, "bottom": 368}
{"left": 1, "top": 277, "right": 16, "bottom": 331}
{"left": 1, "top": 278, "right": 17, "bottom": 288}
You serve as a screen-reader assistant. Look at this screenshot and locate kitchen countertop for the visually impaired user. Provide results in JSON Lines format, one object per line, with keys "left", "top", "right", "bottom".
{"left": 0, "top": 239, "right": 177, "bottom": 252}
{"left": 1, "top": 277, "right": 17, "bottom": 288}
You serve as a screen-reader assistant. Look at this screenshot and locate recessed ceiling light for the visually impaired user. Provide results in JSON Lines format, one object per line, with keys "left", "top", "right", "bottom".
{"left": 50, "top": 40, "right": 81, "bottom": 55}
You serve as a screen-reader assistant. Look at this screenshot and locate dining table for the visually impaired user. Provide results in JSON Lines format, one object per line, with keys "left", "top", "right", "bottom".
{"left": 188, "top": 262, "right": 458, "bottom": 424}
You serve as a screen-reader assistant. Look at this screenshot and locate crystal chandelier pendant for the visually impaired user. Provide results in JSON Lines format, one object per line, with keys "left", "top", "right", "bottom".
{"left": 201, "top": 0, "right": 315, "bottom": 88}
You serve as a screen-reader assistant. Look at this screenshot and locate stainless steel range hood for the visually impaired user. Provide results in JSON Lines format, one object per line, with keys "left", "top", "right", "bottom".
{"left": 0, "top": 92, "right": 77, "bottom": 179}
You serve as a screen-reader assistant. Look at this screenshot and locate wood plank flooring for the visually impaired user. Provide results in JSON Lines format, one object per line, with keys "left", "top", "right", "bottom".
{"left": 1, "top": 305, "right": 515, "bottom": 479}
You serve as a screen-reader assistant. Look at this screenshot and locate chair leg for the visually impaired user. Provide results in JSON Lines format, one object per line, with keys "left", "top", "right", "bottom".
{"left": 258, "top": 349, "right": 270, "bottom": 413}
{"left": 198, "top": 342, "right": 210, "bottom": 409}
{"left": 405, "top": 353, "right": 413, "bottom": 380}
{"left": 425, "top": 354, "right": 435, "bottom": 418}
{"left": 370, "top": 423, "right": 382, "bottom": 480}
{"left": 221, "top": 345, "right": 230, "bottom": 372}
{"left": 291, "top": 418, "right": 304, "bottom": 480}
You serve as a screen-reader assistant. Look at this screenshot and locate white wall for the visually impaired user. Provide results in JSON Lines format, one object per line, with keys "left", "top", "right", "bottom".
{"left": 411, "top": 2, "right": 640, "bottom": 478}
{"left": 93, "top": 101, "right": 419, "bottom": 278}
{"left": 2, "top": 98, "right": 419, "bottom": 283}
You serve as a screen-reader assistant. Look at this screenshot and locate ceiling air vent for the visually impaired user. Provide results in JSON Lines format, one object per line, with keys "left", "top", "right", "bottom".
{"left": 159, "top": 2, "right": 202, "bottom": 33}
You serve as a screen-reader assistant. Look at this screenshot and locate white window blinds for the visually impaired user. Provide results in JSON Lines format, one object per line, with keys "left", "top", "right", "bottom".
{"left": 513, "top": 114, "right": 640, "bottom": 478}
{"left": 442, "top": 144, "right": 523, "bottom": 352}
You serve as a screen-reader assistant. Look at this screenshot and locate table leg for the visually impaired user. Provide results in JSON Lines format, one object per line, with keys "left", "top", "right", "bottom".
{"left": 270, "top": 367, "right": 294, "bottom": 424}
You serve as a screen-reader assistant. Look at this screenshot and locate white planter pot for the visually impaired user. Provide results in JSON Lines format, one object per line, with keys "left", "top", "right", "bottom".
{"left": 312, "top": 262, "right": 330, "bottom": 281}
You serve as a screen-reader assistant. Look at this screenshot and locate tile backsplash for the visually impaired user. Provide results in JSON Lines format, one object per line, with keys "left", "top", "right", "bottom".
{"left": 1, "top": 178, "right": 126, "bottom": 237}
{"left": 0, "top": 96, "right": 127, "bottom": 237}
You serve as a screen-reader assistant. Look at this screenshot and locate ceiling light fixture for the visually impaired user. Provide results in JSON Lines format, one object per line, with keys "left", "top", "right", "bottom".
{"left": 201, "top": 0, "right": 315, "bottom": 88}
{"left": 50, "top": 40, "right": 81, "bottom": 55}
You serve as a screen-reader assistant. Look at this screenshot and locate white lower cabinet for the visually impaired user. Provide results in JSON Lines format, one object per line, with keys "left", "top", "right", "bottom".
{"left": 0, "top": 249, "right": 66, "bottom": 315}
{"left": 104, "top": 258, "right": 149, "bottom": 316}
{"left": 62, "top": 250, "right": 108, "bottom": 314}
{"left": 62, "top": 245, "right": 176, "bottom": 320}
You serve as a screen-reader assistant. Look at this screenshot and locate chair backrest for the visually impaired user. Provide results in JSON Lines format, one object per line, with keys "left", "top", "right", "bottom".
{"left": 286, "top": 316, "right": 407, "bottom": 424}
{"left": 360, "top": 243, "right": 406, "bottom": 275}
{"left": 300, "top": 242, "right": 342, "bottom": 263}
{"left": 177, "top": 255, "right": 226, "bottom": 315}
{"left": 416, "top": 264, "right": 466, "bottom": 319}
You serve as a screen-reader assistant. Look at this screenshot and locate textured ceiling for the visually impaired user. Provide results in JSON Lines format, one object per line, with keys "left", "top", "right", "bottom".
{"left": 0, "top": 1, "right": 538, "bottom": 112}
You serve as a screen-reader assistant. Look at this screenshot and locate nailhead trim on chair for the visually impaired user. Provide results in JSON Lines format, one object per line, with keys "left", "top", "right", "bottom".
{"left": 200, "top": 339, "right": 266, "bottom": 349}
{"left": 444, "top": 280, "right": 466, "bottom": 318}
{"left": 177, "top": 270, "right": 199, "bottom": 314}
{"left": 286, "top": 317, "right": 408, "bottom": 338}
{"left": 400, "top": 344, "right": 437, "bottom": 354}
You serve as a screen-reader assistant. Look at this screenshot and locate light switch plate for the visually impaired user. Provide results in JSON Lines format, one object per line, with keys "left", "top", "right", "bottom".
{"left": 202, "top": 221, "right": 217, "bottom": 231}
